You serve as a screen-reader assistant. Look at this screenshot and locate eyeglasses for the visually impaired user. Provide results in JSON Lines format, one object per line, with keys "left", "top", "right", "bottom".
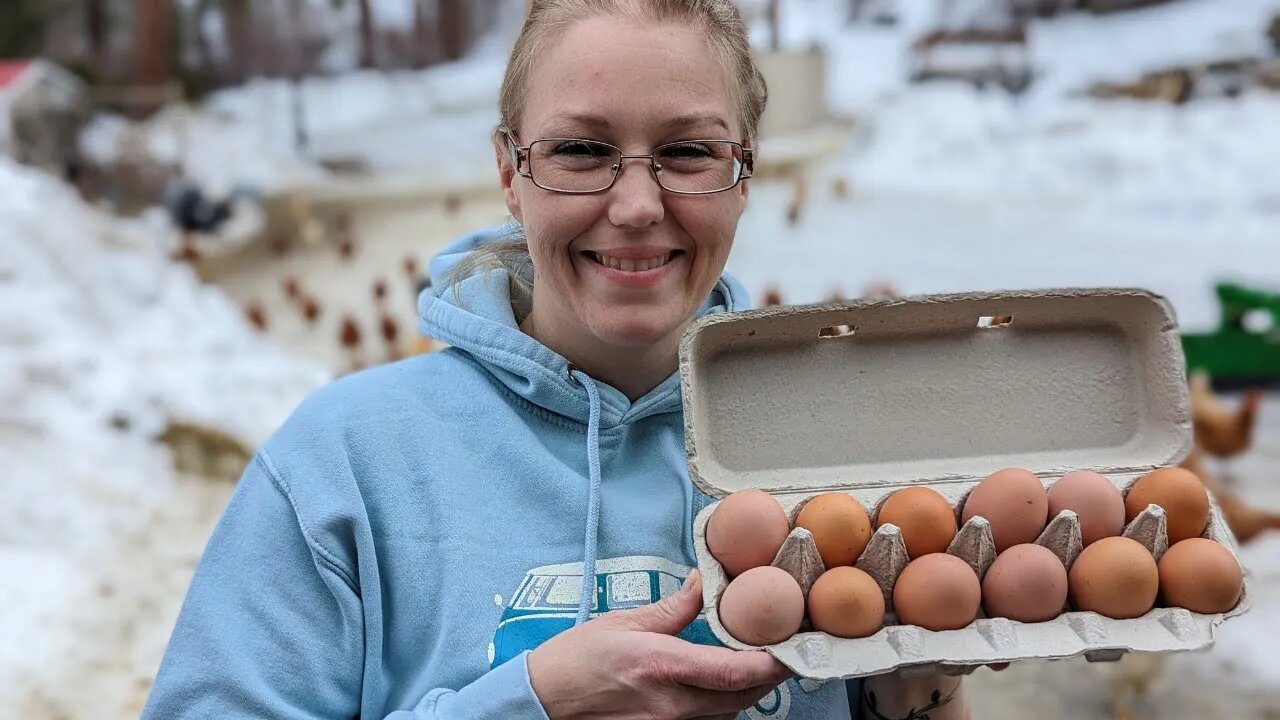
{"left": 500, "top": 128, "right": 754, "bottom": 195}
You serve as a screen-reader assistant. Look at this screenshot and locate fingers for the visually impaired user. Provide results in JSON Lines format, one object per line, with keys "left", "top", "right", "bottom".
{"left": 597, "top": 570, "right": 704, "bottom": 636}
{"left": 664, "top": 641, "right": 793, "bottom": 691}
{"left": 678, "top": 681, "right": 781, "bottom": 718}
{"left": 939, "top": 662, "right": 1009, "bottom": 676}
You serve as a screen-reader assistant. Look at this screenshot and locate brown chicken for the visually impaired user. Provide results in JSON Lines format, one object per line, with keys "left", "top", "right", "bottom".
{"left": 785, "top": 175, "right": 808, "bottom": 227}
{"left": 301, "top": 296, "right": 322, "bottom": 325}
{"left": 762, "top": 286, "right": 784, "bottom": 307}
{"left": 1188, "top": 371, "right": 1262, "bottom": 458}
{"left": 243, "top": 302, "right": 268, "bottom": 332}
{"left": 282, "top": 276, "right": 302, "bottom": 301}
{"left": 1180, "top": 447, "right": 1280, "bottom": 544}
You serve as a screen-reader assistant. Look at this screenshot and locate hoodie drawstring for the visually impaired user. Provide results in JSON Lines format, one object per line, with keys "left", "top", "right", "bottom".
{"left": 570, "top": 369, "right": 603, "bottom": 626}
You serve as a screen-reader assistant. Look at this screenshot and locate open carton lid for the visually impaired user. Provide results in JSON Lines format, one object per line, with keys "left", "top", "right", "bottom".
{"left": 680, "top": 288, "right": 1194, "bottom": 499}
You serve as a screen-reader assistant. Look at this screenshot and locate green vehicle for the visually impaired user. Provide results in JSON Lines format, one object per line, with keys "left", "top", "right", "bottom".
{"left": 1181, "top": 282, "right": 1280, "bottom": 389}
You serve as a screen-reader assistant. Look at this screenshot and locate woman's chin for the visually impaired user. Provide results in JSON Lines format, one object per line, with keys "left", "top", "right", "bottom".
{"left": 588, "top": 310, "right": 685, "bottom": 348}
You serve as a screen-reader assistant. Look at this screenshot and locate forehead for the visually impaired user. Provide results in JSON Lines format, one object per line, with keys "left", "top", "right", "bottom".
{"left": 522, "top": 15, "right": 738, "bottom": 138}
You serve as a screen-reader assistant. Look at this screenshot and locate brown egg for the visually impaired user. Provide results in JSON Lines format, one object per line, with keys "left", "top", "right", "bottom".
{"left": 1068, "top": 536, "right": 1158, "bottom": 619}
{"left": 982, "top": 544, "right": 1068, "bottom": 623}
{"left": 718, "top": 566, "right": 806, "bottom": 646}
{"left": 962, "top": 468, "right": 1049, "bottom": 553}
{"left": 893, "top": 553, "right": 981, "bottom": 631}
{"left": 1159, "top": 538, "right": 1243, "bottom": 614}
{"left": 1048, "top": 471, "right": 1125, "bottom": 546}
{"left": 876, "top": 487, "right": 957, "bottom": 559}
{"left": 795, "top": 493, "right": 873, "bottom": 568}
{"left": 707, "top": 489, "right": 790, "bottom": 577}
{"left": 1125, "top": 467, "right": 1209, "bottom": 543}
{"left": 808, "top": 566, "right": 885, "bottom": 638}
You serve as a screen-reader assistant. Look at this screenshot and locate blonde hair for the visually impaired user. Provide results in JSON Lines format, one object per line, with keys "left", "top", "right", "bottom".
{"left": 447, "top": 0, "right": 767, "bottom": 294}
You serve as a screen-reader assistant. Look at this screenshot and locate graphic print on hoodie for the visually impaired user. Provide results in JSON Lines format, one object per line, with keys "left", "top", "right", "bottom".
{"left": 140, "top": 225, "right": 859, "bottom": 720}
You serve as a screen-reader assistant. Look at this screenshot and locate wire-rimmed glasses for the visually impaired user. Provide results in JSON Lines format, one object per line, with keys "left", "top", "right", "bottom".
{"left": 500, "top": 128, "right": 754, "bottom": 195}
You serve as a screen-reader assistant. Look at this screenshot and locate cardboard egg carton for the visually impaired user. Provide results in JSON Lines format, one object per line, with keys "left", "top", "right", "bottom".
{"left": 680, "top": 288, "right": 1250, "bottom": 680}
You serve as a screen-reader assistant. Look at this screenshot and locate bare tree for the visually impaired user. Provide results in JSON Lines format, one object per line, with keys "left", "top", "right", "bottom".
{"left": 222, "top": 0, "right": 255, "bottom": 82}
{"left": 357, "top": 0, "right": 376, "bottom": 67}
{"left": 133, "top": 0, "right": 171, "bottom": 86}
{"left": 86, "top": 0, "right": 108, "bottom": 61}
{"left": 767, "top": 0, "right": 781, "bottom": 51}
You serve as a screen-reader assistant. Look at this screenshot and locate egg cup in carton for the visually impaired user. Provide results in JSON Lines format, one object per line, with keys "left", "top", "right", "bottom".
{"left": 680, "top": 289, "right": 1250, "bottom": 680}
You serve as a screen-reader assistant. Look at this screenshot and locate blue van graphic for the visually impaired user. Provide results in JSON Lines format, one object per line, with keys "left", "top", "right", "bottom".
{"left": 489, "top": 556, "right": 791, "bottom": 718}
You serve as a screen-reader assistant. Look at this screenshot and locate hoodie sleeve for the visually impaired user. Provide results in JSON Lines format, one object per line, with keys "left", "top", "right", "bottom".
{"left": 141, "top": 452, "right": 550, "bottom": 720}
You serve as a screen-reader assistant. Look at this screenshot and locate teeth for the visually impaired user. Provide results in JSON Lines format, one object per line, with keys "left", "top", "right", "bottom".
{"left": 593, "top": 252, "right": 673, "bottom": 272}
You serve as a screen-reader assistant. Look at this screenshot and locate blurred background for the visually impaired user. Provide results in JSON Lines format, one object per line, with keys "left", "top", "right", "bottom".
{"left": 2, "top": 0, "right": 1279, "bottom": 718}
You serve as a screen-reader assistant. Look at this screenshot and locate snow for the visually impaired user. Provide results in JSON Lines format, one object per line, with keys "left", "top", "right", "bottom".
{"left": 0, "top": 157, "right": 326, "bottom": 715}
{"left": 80, "top": 105, "right": 326, "bottom": 196}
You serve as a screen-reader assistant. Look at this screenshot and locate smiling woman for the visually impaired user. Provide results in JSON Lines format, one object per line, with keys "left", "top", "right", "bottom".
{"left": 140, "top": 3, "right": 970, "bottom": 720}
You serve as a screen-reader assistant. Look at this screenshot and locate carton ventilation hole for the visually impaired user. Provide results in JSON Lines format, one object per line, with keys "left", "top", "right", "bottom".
{"left": 977, "top": 315, "right": 1014, "bottom": 328}
{"left": 818, "top": 324, "right": 856, "bottom": 338}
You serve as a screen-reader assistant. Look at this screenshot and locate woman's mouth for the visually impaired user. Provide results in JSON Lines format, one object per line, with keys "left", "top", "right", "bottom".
{"left": 581, "top": 249, "right": 684, "bottom": 288}
{"left": 584, "top": 250, "right": 681, "bottom": 271}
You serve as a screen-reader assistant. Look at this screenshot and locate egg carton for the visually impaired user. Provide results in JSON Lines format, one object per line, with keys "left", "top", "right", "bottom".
{"left": 680, "top": 288, "right": 1251, "bottom": 679}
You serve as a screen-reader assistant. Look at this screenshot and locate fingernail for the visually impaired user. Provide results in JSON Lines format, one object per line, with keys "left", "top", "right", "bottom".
{"left": 682, "top": 570, "right": 700, "bottom": 590}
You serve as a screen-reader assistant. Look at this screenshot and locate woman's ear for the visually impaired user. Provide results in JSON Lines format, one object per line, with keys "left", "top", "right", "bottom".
{"left": 495, "top": 141, "right": 524, "bottom": 223}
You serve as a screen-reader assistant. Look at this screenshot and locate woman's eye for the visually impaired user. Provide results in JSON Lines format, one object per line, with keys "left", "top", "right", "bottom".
{"left": 661, "top": 143, "right": 714, "bottom": 158}
{"left": 554, "top": 141, "right": 609, "bottom": 157}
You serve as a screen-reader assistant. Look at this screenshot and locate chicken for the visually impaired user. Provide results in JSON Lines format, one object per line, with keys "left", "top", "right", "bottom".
{"left": 1188, "top": 371, "right": 1262, "bottom": 458}
{"left": 243, "top": 302, "right": 268, "bottom": 332}
{"left": 859, "top": 282, "right": 899, "bottom": 300}
{"left": 785, "top": 175, "right": 808, "bottom": 227}
{"left": 1181, "top": 447, "right": 1280, "bottom": 544}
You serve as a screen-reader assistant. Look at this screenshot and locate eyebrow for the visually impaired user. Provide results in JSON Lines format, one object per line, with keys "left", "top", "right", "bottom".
{"left": 539, "top": 111, "right": 731, "bottom": 136}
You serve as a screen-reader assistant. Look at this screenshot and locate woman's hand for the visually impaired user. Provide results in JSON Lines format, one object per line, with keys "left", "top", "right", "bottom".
{"left": 527, "top": 571, "right": 792, "bottom": 720}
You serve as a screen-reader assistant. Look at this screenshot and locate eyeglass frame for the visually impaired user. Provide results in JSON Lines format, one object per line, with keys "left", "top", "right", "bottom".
{"left": 499, "top": 127, "right": 754, "bottom": 196}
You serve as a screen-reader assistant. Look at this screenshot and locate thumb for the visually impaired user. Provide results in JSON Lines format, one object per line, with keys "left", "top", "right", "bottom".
{"left": 600, "top": 570, "right": 704, "bottom": 635}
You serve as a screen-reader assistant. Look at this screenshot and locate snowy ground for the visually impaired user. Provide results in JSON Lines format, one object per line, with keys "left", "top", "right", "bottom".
{"left": 0, "top": 158, "right": 326, "bottom": 717}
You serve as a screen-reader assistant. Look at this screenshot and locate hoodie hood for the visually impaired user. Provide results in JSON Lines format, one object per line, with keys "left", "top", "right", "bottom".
{"left": 418, "top": 224, "right": 750, "bottom": 428}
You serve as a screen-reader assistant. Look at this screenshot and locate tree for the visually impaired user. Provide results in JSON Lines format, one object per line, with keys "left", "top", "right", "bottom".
{"left": 439, "top": 0, "right": 472, "bottom": 61}
{"left": 87, "top": 0, "right": 108, "bottom": 61}
{"left": 0, "top": 0, "right": 48, "bottom": 57}
{"left": 134, "top": 0, "right": 172, "bottom": 86}
{"left": 357, "top": 0, "right": 376, "bottom": 67}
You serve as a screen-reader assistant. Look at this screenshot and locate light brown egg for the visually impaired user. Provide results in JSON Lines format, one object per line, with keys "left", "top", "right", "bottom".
{"left": 893, "top": 553, "right": 981, "bottom": 631}
{"left": 718, "top": 566, "right": 806, "bottom": 646}
{"left": 1068, "top": 536, "right": 1158, "bottom": 619}
{"left": 795, "top": 493, "right": 873, "bottom": 568}
{"left": 876, "top": 487, "right": 957, "bottom": 559}
{"left": 1158, "top": 538, "right": 1243, "bottom": 614}
{"left": 1124, "top": 467, "right": 1210, "bottom": 543}
{"left": 707, "top": 489, "right": 791, "bottom": 577}
{"left": 962, "top": 467, "right": 1049, "bottom": 553}
{"left": 808, "top": 566, "right": 885, "bottom": 639}
{"left": 1048, "top": 470, "right": 1125, "bottom": 546}
{"left": 982, "top": 544, "right": 1068, "bottom": 623}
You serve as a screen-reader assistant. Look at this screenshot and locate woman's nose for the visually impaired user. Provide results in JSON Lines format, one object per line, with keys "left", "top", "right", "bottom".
{"left": 606, "top": 158, "right": 665, "bottom": 228}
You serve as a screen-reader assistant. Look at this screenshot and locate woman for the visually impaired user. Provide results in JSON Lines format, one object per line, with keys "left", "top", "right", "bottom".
{"left": 142, "top": 1, "right": 971, "bottom": 718}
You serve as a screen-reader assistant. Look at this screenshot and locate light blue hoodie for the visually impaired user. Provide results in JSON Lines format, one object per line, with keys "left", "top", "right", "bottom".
{"left": 142, "top": 225, "right": 859, "bottom": 719}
